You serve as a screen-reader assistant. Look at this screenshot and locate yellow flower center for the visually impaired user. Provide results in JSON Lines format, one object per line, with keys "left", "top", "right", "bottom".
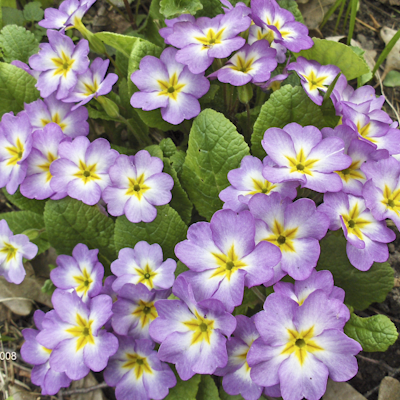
{"left": 122, "top": 353, "right": 153, "bottom": 378}
{"left": 183, "top": 310, "right": 215, "bottom": 345}
{"left": 125, "top": 173, "right": 150, "bottom": 199}
{"left": 135, "top": 264, "right": 157, "bottom": 289}
{"left": 0, "top": 243, "right": 18, "bottom": 263}
{"left": 264, "top": 220, "right": 298, "bottom": 253}
{"left": 210, "top": 245, "right": 247, "bottom": 281}
{"left": 73, "top": 160, "right": 100, "bottom": 183}
{"left": 248, "top": 179, "right": 277, "bottom": 195}
{"left": 37, "top": 151, "right": 58, "bottom": 183}
{"left": 158, "top": 72, "right": 186, "bottom": 101}
{"left": 341, "top": 202, "right": 371, "bottom": 240}
{"left": 52, "top": 51, "right": 75, "bottom": 77}
{"left": 73, "top": 268, "right": 94, "bottom": 296}
{"left": 83, "top": 79, "right": 99, "bottom": 96}
{"left": 286, "top": 148, "right": 318, "bottom": 176}
{"left": 5, "top": 137, "right": 24, "bottom": 166}
{"left": 132, "top": 300, "right": 158, "bottom": 328}
{"left": 303, "top": 70, "right": 328, "bottom": 91}
{"left": 356, "top": 121, "right": 377, "bottom": 144}
{"left": 40, "top": 112, "right": 67, "bottom": 131}
{"left": 195, "top": 28, "right": 226, "bottom": 48}
{"left": 381, "top": 185, "right": 400, "bottom": 216}
{"left": 65, "top": 314, "right": 95, "bottom": 351}
{"left": 230, "top": 55, "right": 255, "bottom": 74}
{"left": 336, "top": 159, "right": 364, "bottom": 183}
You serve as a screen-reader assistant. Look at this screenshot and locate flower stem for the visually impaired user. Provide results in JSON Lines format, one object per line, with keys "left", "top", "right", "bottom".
{"left": 251, "top": 286, "right": 266, "bottom": 303}
{"left": 123, "top": 0, "right": 136, "bottom": 29}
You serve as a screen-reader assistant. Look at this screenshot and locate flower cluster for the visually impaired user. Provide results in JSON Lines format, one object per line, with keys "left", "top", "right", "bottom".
{"left": 130, "top": 0, "right": 313, "bottom": 124}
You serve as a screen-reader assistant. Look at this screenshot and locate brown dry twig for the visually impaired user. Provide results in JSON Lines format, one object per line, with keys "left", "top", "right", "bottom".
{"left": 59, "top": 381, "right": 109, "bottom": 396}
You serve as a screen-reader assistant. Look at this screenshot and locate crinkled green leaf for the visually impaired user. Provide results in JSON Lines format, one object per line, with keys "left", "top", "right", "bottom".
{"left": 195, "top": 0, "right": 221, "bottom": 17}
{"left": 196, "top": 375, "right": 220, "bottom": 400}
{"left": 181, "top": 109, "right": 250, "bottom": 220}
{"left": 0, "top": 211, "right": 49, "bottom": 255}
{"left": 43, "top": 198, "right": 116, "bottom": 269}
{"left": 0, "top": 62, "right": 40, "bottom": 117}
{"left": 2, "top": 188, "right": 46, "bottom": 215}
{"left": 114, "top": 204, "right": 187, "bottom": 260}
{"left": 2, "top": 8, "right": 25, "bottom": 26}
{"left": 95, "top": 32, "right": 139, "bottom": 58}
{"left": 251, "top": 85, "right": 337, "bottom": 159}
{"left": 23, "top": 1, "right": 43, "bottom": 21}
{"left": 233, "top": 287, "right": 261, "bottom": 316}
{"left": 279, "top": 0, "right": 304, "bottom": 23}
{"left": 170, "top": 150, "right": 186, "bottom": 177}
{"left": 160, "top": 138, "right": 177, "bottom": 158}
{"left": 0, "top": 25, "right": 39, "bottom": 63}
{"left": 296, "top": 38, "right": 370, "bottom": 80}
{"left": 344, "top": 313, "right": 398, "bottom": 352}
{"left": 160, "top": 0, "right": 202, "bottom": 18}
{"left": 317, "top": 234, "right": 394, "bottom": 310}
{"left": 165, "top": 371, "right": 201, "bottom": 400}
{"left": 2, "top": 0, "right": 17, "bottom": 8}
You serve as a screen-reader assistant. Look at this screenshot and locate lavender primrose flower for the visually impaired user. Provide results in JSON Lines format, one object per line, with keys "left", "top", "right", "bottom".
{"left": 159, "top": 14, "right": 196, "bottom": 45}
{"left": 20, "top": 124, "right": 69, "bottom": 200}
{"left": 319, "top": 192, "right": 395, "bottom": 271}
{"left": 287, "top": 57, "right": 340, "bottom": 105}
{"left": 166, "top": 7, "right": 251, "bottom": 74}
{"left": 36, "top": 290, "right": 118, "bottom": 380}
{"left": 262, "top": 123, "right": 352, "bottom": 193}
{"left": 219, "top": 155, "right": 298, "bottom": 212}
{"left": 0, "top": 219, "right": 38, "bottom": 284}
{"left": 257, "top": 56, "right": 291, "bottom": 91}
{"left": 102, "top": 151, "right": 174, "bottom": 223}
{"left": 112, "top": 283, "right": 171, "bottom": 339}
{"left": 21, "top": 310, "right": 71, "bottom": 395}
{"left": 50, "top": 243, "right": 104, "bottom": 302}
{"left": 208, "top": 41, "right": 278, "bottom": 86}
{"left": 362, "top": 157, "right": 400, "bottom": 230}
{"left": 248, "top": 192, "right": 329, "bottom": 281}
{"left": 29, "top": 30, "right": 89, "bottom": 99}
{"left": 149, "top": 275, "right": 237, "bottom": 380}
{"left": 100, "top": 275, "right": 117, "bottom": 331}
{"left": 0, "top": 112, "right": 33, "bottom": 195}
{"left": 321, "top": 125, "right": 386, "bottom": 197}
{"left": 23, "top": 93, "right": 89, "bottom": 138}
{"left": 50, "top": 136, "right": 118, "bottom": 206}
{"left": 39, "top": 0, "right": 79, "bottom": 29}
{"left": 247, "top": 291, "right": 361, "bottom": 400}
{"left": 175, "top": 209, "right": 281, "bottom": 312}
{"left": 215, "top": 315, "right": 263, "bottom": 400}
{"left": 111, "top": 241, "right": 176, "bottom": 292}
{"left": 104, "top": 337, "right": 176, "bottom": 400}
{"left": 130, "top": 47, "right": 210, "bottom": 125}
{"left": 62, "top": 58, "right": 118, "bottom": 109}
{"left": 251, "top": 0, "right": 313, "bottom": 52}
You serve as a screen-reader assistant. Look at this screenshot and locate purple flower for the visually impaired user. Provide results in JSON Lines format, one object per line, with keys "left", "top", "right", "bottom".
{"left": 0, "top": 112, "right": 33, "bottom": 195}
{"left": 159, "top": 14, "right": 196, "bottom": 45}
{"left": 39, "top": 0, "right": 80, "bottom": 30}
{"left": 321, "top": 125, "right": 387, "bottom": 197}
{"left": 0, "top": 219, "right": 38, "bottom": 284}
{"left": 21, "top": 310, "right": 71, "bottom": 395}
{"left": 11, "top": 60, "right": 41, "bottom": 79}
{"left": 256, "top": 55, "right": 291, "bottom": 91}
{"left": 287, "top": 57, "right": 340, "bottom": 105}
{"left": 175, "top": 209, "right": 281, "bottom": 312}
{"left": 130, "top": 47, "right": 210, "bottom": 125}
{"left": 219, "top": 155, "right": 298, "bottom": 212}
{"left": 104, "top": 337, "right": 176, "bottom": 400}
{"left": 319, "top": 192, "right": 395, "bottom": 271}
{"left": 50, "top": 243, "right": 104, "bottom": 302}
{"left": 20, "top": 124, "right": 69, "bottom": 200}
{"left": 262, "top": 123, "right": 352, "bottom": 193}
{"left": 149, "top": 275, "right": 237, "bottom": 380}
{"left": 166, "top": 8, "right": 251, "bottom": 74}
{"left": 362, "top": 157, "right": 400, "bottom": 230}
{"left": 23, "top": 93, "right": 89, "bottom": 138}
{"left": 251, "top": 0, "right": 313, "bottom": 52}
{"left": 220, "top": 0, "right": 251, "bottom": 14}
{"left": 274, "top": 269, "right": 345, "bottom": 306}
{"left": 248, "top": 25, "right": 287, "bottom": 63}
{"left": 29, "top": 30, "right": 89, "bottom": 100}
{"left": 62, "top": 58, "right": 118, "bottom": 109}
{"left": 100, "top": 275, "right": 117, "bottom": 331}
{"left": 215, "top": 315, "right": 263, "bottom": 400}
{"left": 111, "top": 283, "right": 170, "bottom": 339}
{"left": 247, "top": 291, "right": 361, "bottom": 400}
{"left": 248, "top": 193, "right": 329, "bottom": 281}
{"left": 36, "top": 290, "right": 118, "bottom": 380}
{"left": 50, "top": 136, "right": 118, "bottom": 206}
{"left": 208, "top": 41, "right": 278, "bottom": 86}
{"left": 102, "top": 151, "right": 174, "bottom": 223}
{"left": 111, "top": 241, "right": 176, "bottom": 292}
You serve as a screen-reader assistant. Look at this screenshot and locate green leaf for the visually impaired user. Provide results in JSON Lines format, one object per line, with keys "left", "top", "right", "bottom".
{"left": 2, "top": 0, "right": 17, "bottom": 8}
{"left": 114, "top": 204, "right": 187, "bottom": 260}
{"left": 160, "top": 0, "right": 202, "bottom": 18}
{"left": 43, "top": 198, "right": 116, "bottom": 269}
{"left": 344, "top": 313, "right": 398, "bottom": 352}
{"left": 95, "top": 32, "right": 138, "bottom": 58}
{"left": 0, "top": 25, "right": 39, "bottom": 63}
{"left": 251, "top": 85, "right": 337, "bottom": 159}
{"left": 181, "top": 109, "right": 250, "bottom": 220}
{"left": 0, "top": 335, "right": 15, "bottom": 342}
{"left": 233, "top": 287, "right": 261, "bottom": 316}
{"left": 87, "top": 105, "right": 120, "bottom": 122}
{"left": 2, "top": 8, "right": 25, "bottom": 26}
{"left": 317, "top": 234, "right": 394, "bottom": 310}
{"left": 165, "top": 371, "right": 201, "bottom": 400}
{"left": 0, "top": 62, "right": 39, "bottom": 117}
{"left": 195, "top": 0, "right": 222, "bottom": 17}
{"left": 2, "top": 188, "right": 46, "bottom": 215}
{"left": 279, "top": 0, "right": 304, "bottom": 23}
{"left": 384, "top": 70, "right": 400, "bottom": 88}
{"left": 196, "top": 375, "right": 220, "bottom": 400}
{"left": 41, "top": 278, "right": 56, "bottom": 295}
{"left": 175, "top": 260, "right": 189, "bottom": 277}
{"left": 0, "top": 211, "right": 49, "bottom": 255}
{"left": 372, "top": 28, "right": 400, "bottom": 76}
{"left": 296, "top": 38, "right": 370, "bottom": 81}
{"left": 23, "top": 1, "right": 43, "bottom": 21}
{"left": 218, "top": 387, "right": 244, "bottom": 400}
{"left": 160, "top": 137, "right": 177, "bottom": 158}
{"left": 170, "top": 150, "right": 186, "bottom": 177}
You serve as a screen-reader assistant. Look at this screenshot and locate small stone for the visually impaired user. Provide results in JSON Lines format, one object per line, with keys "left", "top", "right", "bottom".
{"left": 378, "top": 377, "right": 400, "bottom": 400}
{"left": 323, "top": 380, "right": 367, "bottom": 400}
